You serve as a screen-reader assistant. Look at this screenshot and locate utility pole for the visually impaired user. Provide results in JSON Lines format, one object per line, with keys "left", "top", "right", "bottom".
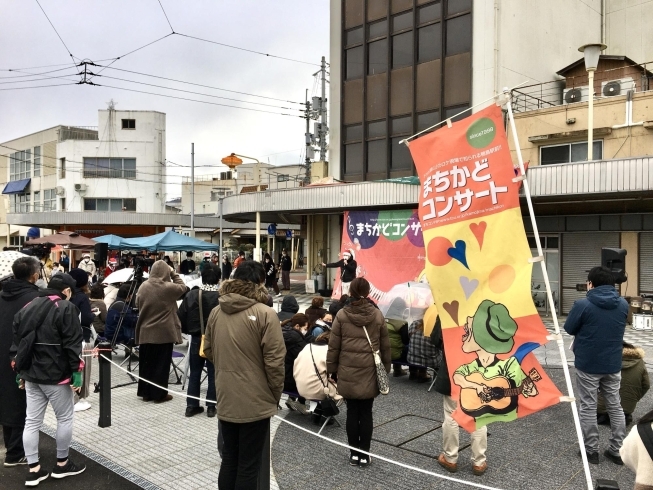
{"left": 319, "top": 56, "right": 328, "bottom": 162}
{"left": 304, "top": 89, "right": 312, "bottom": 182}
{"left": 191, "top": 143, "right": 195, "bottom": 231}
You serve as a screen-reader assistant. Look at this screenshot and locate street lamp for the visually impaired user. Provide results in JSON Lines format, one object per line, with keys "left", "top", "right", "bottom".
{"left": 221, "top": 152, "right": 263, "bottom": 262}
{"left": 579, "top": 43, "right": 607, "bottom": 161}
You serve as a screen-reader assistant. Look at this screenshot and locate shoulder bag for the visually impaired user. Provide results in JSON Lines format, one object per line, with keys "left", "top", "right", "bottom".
{"left": 363, "top": 326, "right": 389, "bottom": 395}
{"left": 309, "top": 344, "right": 339, "bottom": 417}
{"left": 638, "top": 422, "right": 653, "bottom": 461}
{"left": 199, "top": 289, "right": 207, "bottom": 358}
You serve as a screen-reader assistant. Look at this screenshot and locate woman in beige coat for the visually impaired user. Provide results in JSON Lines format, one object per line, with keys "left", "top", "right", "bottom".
{"left": 135, "top": 260, "right": 187, "bottom": 403}
{"left": 327, "top": 278, "right": 390, "bottom": 468}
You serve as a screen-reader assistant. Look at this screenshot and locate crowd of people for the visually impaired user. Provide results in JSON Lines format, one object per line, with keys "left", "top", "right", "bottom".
{"left": 1, "top": 252, "right": 652, "bottom": 487}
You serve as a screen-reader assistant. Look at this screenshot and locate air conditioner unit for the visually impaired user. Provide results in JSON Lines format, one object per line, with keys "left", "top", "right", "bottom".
{"left": 74, "top": 183, "right": 87, "bottom": 192}
{"left": 55, "top": 186, "right": 66, "bottom": 196}
{"left": 601, "top": 77, "right": 636, "bottom": 97}
{"left": 563, "top": 86, "right": 590, "bottom": 105}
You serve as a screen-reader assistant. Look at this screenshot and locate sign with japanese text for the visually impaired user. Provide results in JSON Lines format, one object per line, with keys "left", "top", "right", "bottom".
{"left": 408, "top": 105, "right": 561, "bottom": 432}
{"left": 332, "top": 210, "right": 425, "bottom": 305}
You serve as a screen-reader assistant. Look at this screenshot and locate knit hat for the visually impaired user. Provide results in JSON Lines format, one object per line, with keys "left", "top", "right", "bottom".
{"left": 68, "top": 268, "right": 89, "bottom": 288}
{"left": 471, "top": 300, "right": 517, "bottom": 354}
{"left": 47, "top": 273, "right": 77, "bottom": 294}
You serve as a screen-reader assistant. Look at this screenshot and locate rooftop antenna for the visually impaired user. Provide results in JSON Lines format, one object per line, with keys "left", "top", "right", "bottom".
{"left": 106, "top": 98, "right": 117, "bottom": 111}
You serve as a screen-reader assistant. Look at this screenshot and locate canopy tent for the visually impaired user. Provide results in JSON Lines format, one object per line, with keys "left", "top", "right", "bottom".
{"left": 94, "top": 234, "right": 124, "bottom": 249}
{"left": 25, "top": 231, "right": 96, "bottom": 249}
{"left": 119, "top": 230, "right": 218, "bottom": 252}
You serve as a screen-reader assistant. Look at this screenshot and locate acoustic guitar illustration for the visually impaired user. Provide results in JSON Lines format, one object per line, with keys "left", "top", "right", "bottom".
{"left": 460, "top": 368, "right": 542, "bottom": 418}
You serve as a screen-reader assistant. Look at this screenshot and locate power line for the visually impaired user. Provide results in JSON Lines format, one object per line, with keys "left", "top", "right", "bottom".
{"left": 175, "top": 32, "right": 320, "bottom": 66}
{"left": 0, "top": 66, "right": 78, "bottom": 80}
{"left": 0, "top": 59, "right": 116, "bottom": 71}
{"left": 97, "top": 65, "right": 304, "bottom": 104}
{"left": 34, "top": 0, "right": 78, "bottom": 65}
{"left": 90, "top": 83, "right": 305, "bottom": 118}
{"left": 0, "top": 83, "right": 77, "bottom": 91}
{"left": 96, "top": 74, "right": 304, "bottom": 111}
{"left": 157, "top": 0, "right": 174, "bottom": 32}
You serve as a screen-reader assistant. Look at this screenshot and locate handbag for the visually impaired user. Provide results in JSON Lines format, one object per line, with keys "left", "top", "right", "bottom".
{"left": 309, "top": 344, "right": 339, "bottom": 417}
{"left": 199, "top": 289, "right": 207, "bottom": 358}
{"left": 363, "top": 326, "right": 390, "bottom": 395}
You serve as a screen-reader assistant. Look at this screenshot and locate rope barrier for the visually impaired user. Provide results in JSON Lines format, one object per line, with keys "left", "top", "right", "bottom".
{"left": 100, "top": 354, "right": 505, "bottom": 490}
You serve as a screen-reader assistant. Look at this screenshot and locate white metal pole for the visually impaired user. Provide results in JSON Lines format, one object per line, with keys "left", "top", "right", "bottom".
{"left": 219, "top": 198, "right": 223, "bottom": 264}
{"left": 504, "top": 88, "right": 594, "bottom": 490}
{"left": 191, "top": 143, "right": 195, "bottom": 231}
{"left": 256, "top": 211, "right": 261, "bottom": 261}
{"left": 291, "top": 236, "right": 295, "bottom": 271}
{"left": 588, "top": 70, "right": 595, "bottom": 161}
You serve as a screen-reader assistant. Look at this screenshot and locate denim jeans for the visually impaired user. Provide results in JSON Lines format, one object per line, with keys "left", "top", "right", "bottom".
{"left": 576, "top": 369, "right": 626, "bottom": 456}
{"left": 187, "top": 335, "right": 216, "bottom": 408}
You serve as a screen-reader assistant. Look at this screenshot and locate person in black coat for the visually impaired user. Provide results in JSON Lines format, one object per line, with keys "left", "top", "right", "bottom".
{"left": 178, "top": 266, "right": 220, "bottom": 418}
{"left": 0, "top": 257, "right": 40, "bottom": 466}
{"left": 281, "top": 313, "right": 312, "bottom": 394}
{"left": 221, "top": 255, "right": 232, "bottom": 281}
{"left": 263, "top": 253, "right": 280, "bottom": 295}
{"left": 277, "top": 295, "right": 299, "bottom": 322}
{"left": 322, "top": 249, "right": 357, "bottom": 295}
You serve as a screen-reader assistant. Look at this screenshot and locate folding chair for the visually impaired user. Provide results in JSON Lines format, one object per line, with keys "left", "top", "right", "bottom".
{"left": 171, "top": 350, "right": 185, "bottom": 385}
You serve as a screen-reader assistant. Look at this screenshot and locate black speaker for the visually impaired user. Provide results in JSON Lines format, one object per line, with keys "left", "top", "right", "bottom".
{"left": 94, "top": 242, "right": 108, "bottom": 264}
{"left": 601, "top": 248, "right": 627, "bottom": 283}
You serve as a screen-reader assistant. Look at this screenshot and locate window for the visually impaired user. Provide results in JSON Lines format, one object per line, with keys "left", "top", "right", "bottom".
{"left": 445, "top": 14, "right": 472, "bottom": 56}
{"left": 368, "top": 19, "right": 387, "bottom": 40}
{"left": 33, "top": 191, "right": 40, "bottom": 212}
{"left": 10, "top": 150, "right": 31, "bottom": 181}
{"left": 10, "top": 236, "right": 25, "bottom": 247}
{"left": 418, "top": 2, "right": 441, "bottom": 25}
{"left": 391, "top": 136, "right": 413, "bottom": 169}
{"left": 447, "top": 0, "right": 472, "bottom": 15}
{"left": 392, "top": 31, "right": 413, "bottom": 68}
{"left": 33, "top": 146, "right": 40, "bottom": 177}
{"left": 367, "top": 120, "right": 386, "bottom": 139}
{"left": 368, "top": 39, "right": 388, "bottom": 74}
{"left": 84, "top": 157, "right": 136, "bottom": 178}
{"left": 345, "top": 27, "right": 364, "bottom": 46}
{"left": 367, "top": 140, "right": 387, "bottom": 173}
{"left": 444, "top": 104, "right": 469, "bottom": 122}
{"left": 10, "top": 193, "right": 30, "bottom": 213}
{"left": 540, "top": 141, "right": 603, "bottom": 165}
{"left": 391, "top": 116, "right": 412, "bottom": 135}
{"left": 346, "top": 46, "right": 364, "bottom": 80}
{"left": 84, "top": 198, "right": 136, "bottom": 211}
{"left": 43, "top": 189, "right": 57, "bottom": 211}
{"left": 277, "top": 174, "right": 290, "bottom": 182}
{"left": 60, "top": 158, "right": 66, "bottom": 178}
{"left": 392, "top": 11, "right": 413, "bottom": 33}
{"left": 121, "top": 119, "right": 136, "bottom": 129}
{"left": 417, "top": 110, "right": 440, "bottom": 131}
{"left": 344, "top": 124, "right": 363, "bottom": 142}
{"left": 60, "top": 197, "right": 66, "bottom": 211}
{"left": 418, "top": 22, "right": 441, "bottom": 62}
{"left": 344, "top": 143, "right": 363, "bottom": 174}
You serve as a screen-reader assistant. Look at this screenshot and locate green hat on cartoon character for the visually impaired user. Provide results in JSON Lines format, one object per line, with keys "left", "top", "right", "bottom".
{"left": 471, "top": 300, "right": 518, "bottom": 354}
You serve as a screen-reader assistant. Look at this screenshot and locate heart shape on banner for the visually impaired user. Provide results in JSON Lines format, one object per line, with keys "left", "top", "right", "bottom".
{"left": 443, "top": 300, "right": 460, "bottom": 326}
{"left": 447, "top": 240, "right": 469, "bottom": 270}
{"left": 469, "top": 221, "right": 487, "bottom": 250}
{"left": 459, "top": 276, "right": 479, "bottom": 300}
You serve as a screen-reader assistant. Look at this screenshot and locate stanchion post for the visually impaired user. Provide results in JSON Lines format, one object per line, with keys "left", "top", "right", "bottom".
{"left": 98, "top": 342, "right": 112, "bottom": 428}
{"left": 258, "top": 420, "right": 271, "bottom": 490}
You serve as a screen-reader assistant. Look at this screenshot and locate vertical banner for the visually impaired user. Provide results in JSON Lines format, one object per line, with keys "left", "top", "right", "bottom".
{"left": 333, "top": 210, "right": 425, "bottom": 302}
{"left": 408, "top": 105, "right": 561, "bottom": 432}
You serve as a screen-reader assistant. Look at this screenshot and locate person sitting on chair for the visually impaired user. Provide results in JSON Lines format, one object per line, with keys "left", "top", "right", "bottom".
{"left": 104, "top": 283, "right": 138, "bottom": 349}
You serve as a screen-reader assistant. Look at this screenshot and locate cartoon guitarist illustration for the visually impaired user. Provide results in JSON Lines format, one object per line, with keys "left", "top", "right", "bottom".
{"left": 453, "top": 300, "right": 540, "bottom": 428}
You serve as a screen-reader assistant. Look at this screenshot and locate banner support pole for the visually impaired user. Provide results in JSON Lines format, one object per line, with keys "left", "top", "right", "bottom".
{"left": 503, "top": 88, "right": 593, "bottom": 490}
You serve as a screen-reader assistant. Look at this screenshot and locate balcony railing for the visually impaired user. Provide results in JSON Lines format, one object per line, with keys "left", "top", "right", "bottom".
{"left": 511, "top": 60, "right": 653, "bottom": 113}
{"left": 58, "top": 126, "right": 99, "bottom": 142}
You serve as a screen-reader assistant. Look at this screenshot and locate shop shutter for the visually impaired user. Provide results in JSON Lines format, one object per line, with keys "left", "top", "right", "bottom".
{"left": 639, "top": 233, "right": 653, "bottom": 293}
{"left": 561, "top": 232, "right": 619, "bottom": 313}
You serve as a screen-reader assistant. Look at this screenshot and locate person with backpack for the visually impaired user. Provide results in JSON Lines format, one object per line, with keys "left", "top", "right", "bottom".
{"left": 0, "top": 257, "right": 40, "bottom": 468}
{"left": 12, "top": 273, "right": 85, "bottom": 486}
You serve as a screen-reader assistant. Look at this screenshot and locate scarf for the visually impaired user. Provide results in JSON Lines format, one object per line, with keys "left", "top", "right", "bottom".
{"left": 201, "top": 284, "right": 219, "bottom": 292}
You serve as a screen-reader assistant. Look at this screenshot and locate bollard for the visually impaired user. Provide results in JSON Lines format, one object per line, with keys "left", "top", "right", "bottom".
{"left": 257, "top": 419, "right": 271, "bottom": 490}
{"left": 97, "top": 341, "right": 112, "bottom": 428}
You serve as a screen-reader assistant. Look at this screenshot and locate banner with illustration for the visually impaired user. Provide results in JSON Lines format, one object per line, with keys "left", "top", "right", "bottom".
{"left": 407, "top": 105, "right": 561, "bottom": 432}
{"left": 332, "top": 210, "right": 426, "bottom": 306}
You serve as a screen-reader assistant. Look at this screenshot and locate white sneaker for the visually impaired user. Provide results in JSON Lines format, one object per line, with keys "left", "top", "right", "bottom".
{"left": 74, "top": 400, "right": 91, "bottom": 412}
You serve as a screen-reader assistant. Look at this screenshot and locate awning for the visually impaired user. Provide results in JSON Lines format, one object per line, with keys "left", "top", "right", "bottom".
{"left": 2, "top": 178, "right": 31, "bottom": 195}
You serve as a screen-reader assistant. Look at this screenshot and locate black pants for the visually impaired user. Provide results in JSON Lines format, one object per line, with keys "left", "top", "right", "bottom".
{"left": 136, "top": 343, "right": 173, "bottom": 401}
{"left": 2, "top": 425, "right": 25, "bottom": 462}
{"left": 346, "top": 398, "right": 374, "bottom": 458}
{"left": 218, "top": 418, "right": 269, "bottom": 490}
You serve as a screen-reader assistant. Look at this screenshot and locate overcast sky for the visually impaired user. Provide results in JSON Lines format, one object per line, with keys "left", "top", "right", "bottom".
{"left": 0, "top": 0, "right": 329, "bottom": 198}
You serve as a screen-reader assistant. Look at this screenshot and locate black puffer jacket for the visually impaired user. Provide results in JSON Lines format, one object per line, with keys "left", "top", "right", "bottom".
{"left": 278, "top": 296, "right": 299, "bottom": 322}
{"left": 178, "top": 287, "right": 220, "bottom": 336}
{"left": 283, "top": 327, "right": 309, "bottom": 392}
{"left": 0, "top": 279, "right": 39, "bottom": 427}
{"left": 430, "top": 316, "right": 450, "bottom": 396}
{"left": 12, "top": 289, "right": 82, "bottom": 385}
{"left": 325, "top": 259, "right": 357, "bottom": 283}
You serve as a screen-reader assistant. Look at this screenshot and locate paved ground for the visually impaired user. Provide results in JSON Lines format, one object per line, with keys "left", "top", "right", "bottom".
{"left": 2, "top": 274, "right": 651, "bottom": 489}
